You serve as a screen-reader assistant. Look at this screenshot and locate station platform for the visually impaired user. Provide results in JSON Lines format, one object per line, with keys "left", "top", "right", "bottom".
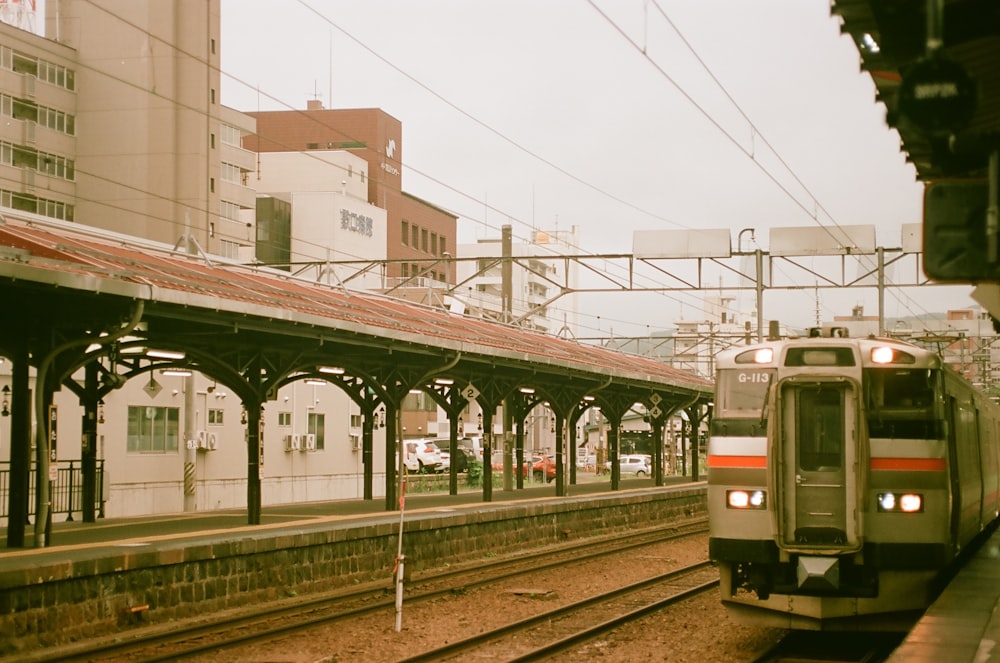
{"left": 886, "top": 524, "right": 1000, "bottom": 662}
{"left": 0, "top": 476, "right": 670, "bottom": 564}
{"left": 9, "top": 475, "right": 998, "bottom": 662}
{"left": 0, "top": 475, "right": 708, "bottom": 657}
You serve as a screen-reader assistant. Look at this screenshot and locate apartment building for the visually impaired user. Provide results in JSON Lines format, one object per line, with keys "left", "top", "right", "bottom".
{"left": 42, "top": 0, "right": 257, "bottom": 256}
{"left": 0, "top": 18, "right": 76, "bottom": 222}
{"left": 456, "top": 227, "right": 581, "bottom": 334}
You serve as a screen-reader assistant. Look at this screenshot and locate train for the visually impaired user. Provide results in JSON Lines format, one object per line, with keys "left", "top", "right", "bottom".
{"left": 707, "top": 326, "right": 1000, "bottom": 630}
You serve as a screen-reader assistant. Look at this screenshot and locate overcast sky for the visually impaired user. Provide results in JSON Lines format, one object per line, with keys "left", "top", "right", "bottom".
{"left": 219, "top": 0, "right": 979, "bottom": 339}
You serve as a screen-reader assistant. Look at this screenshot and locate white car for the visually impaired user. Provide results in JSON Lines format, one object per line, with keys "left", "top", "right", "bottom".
{"left": 605, "top": 454, "right": 651, "bottom": 476}
{"left": 402, "top": 439, "right": 442, "bottom": 473}
{"left": 437, "top": 449, "right": 451, "bottom": 473}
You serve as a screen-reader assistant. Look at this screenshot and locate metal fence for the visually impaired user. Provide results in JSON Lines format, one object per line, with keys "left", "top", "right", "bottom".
{"left": 0, "top": 460, "right": 105, "bottom": 521}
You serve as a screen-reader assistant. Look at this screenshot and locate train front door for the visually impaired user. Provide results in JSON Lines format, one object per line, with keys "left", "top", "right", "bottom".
{"left": 776, "top": 379, "right": 860, "bottom": 550}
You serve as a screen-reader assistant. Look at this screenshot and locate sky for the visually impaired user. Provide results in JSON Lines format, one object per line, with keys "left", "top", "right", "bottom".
{"left": 218, "top": 0, "right": 980, "bottom": 341}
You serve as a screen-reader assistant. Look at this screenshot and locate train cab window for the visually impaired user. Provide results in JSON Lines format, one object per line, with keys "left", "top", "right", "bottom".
{"left": 715, "top": 368, "right": 775, "bottom": 418}
{"left": 864, "top": 368, "right": 940, "bottom": 438}
{"left": 865, "top": 368, "right": 935, "bottom": 411}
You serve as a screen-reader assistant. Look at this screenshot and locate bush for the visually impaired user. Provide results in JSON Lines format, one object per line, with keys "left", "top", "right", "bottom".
{"left": 467, "top": 460, "right": 483, "bottom": 487}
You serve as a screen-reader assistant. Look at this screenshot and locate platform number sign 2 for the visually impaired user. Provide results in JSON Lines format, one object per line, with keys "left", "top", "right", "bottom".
{"left": 462, "top": 384, "right": 480, "bottom": 402}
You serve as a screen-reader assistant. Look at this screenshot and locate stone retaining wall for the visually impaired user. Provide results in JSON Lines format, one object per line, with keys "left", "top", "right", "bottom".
{"left": 0, "top": 485, "right": 706, "bottom": 655}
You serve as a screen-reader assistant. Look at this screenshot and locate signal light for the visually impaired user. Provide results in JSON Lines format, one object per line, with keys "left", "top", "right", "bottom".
{"left": 727, "top": 489, "right": 766, "bottom": 509}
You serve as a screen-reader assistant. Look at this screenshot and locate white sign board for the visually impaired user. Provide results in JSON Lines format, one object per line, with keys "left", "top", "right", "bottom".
{"left": 632, "top": 229, "right": 732, "bottom": 259}
{"left": 769, "top": 225, "right": 876, "bottom": 256}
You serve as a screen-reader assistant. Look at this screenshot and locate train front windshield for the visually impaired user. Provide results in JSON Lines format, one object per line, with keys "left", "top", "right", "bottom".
{"left": 863, "top": 367, "right": 941, "bottom": 439}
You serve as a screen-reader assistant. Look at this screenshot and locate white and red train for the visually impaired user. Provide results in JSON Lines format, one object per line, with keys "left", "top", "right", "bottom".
{"left": 708, "top": 327, "right": 1000, "bottom": 630}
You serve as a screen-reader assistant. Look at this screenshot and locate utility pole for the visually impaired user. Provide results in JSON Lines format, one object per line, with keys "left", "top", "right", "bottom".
{"left": 501, "top": 225, "right": 512, "bottom": 324}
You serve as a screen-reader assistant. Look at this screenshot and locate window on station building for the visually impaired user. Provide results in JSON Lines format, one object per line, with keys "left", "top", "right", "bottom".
{"left": 431, "top": 232, "right": 438, "bottom": 255}
{"left": 411, "top": 224, "right": 419, "bottom": 248}
{"left": 307, "top": 413, "right": 325, "bottom": 450}
{"left": 421, "top": 228, "right": 428, "bottom": 252}
{"left": 278, "top": 412, "right": 291, "bottom": 427}
{"left": 127, "top": 406, "right": 180, "bottom": 453}
{"left": 208, "top": 408, "right": 224, "bottom": 425}
{"left": 401, "top": 220, "right": 409, "bottom": 246}
{"left": 439, "top": 236, "right": 447, "bottom": 256}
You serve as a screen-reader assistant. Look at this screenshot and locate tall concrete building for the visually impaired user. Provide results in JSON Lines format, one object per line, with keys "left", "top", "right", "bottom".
{"left": 39, "top": 0, "right": 257, "bottom": 256}
{"left": 0, "top": 16, "right": 77, "bottom": 222}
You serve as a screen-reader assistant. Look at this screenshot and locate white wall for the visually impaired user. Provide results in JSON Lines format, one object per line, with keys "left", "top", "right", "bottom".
{"left": 0, "top": 365, "right": 390, "bottom": 523}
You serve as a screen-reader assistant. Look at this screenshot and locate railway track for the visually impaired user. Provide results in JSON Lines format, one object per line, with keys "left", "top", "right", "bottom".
{"left": 33, "top": 520, "right": 707, "bottom": 662}
{"left": 397, "top": 560, "right": 719, "bottom": 662}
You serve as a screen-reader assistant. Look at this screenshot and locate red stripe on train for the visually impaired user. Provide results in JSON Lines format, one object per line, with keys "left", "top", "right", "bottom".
{"left": 870, "top": 457, "right": 946, "bottom": 471}
{"left": 708, "top": 455, "right": 767, "bottom": 468}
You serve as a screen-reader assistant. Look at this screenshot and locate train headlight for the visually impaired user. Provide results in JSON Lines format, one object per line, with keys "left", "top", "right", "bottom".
{"left": 872, "top": 346, "right": 895, "bottom": 364}
{"left": 870, "top": 346, "right": 916, "bottom": 364}
{"left": 900, "top": 494, "right": 923, "bottom": 512}
{"left": 727, "top": 489, "right": 766, "bottom": 509}
{"left": 877, "top": 492, "right": 923, "bottom": 513}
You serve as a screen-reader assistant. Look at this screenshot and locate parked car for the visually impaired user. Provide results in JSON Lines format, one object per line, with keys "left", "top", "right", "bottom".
{"left": 532, "top": 454, "right": 556, "bottom": 483}
{"left": 604, "top": 454, "right": 651, "bottom": 476}
{"left": 437, "top": 449, "right": 451, "bottom": 473}
{"left": 491, "top": 450, "right": 530, "bottom": 476}
{"left": 457, "top": 436, "right": 484, "bottom": 461}
{"left": 452, "top": 447, "right": 474, "bottom": 473}
{"left": 429, "top": 439, "right": 475, "bottom": 474}
{"left": 402, "top": 439, "right": 442, "bottom": 473}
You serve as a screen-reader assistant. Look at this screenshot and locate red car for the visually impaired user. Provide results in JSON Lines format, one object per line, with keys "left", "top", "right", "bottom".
{"left": 532, "top": 454, "right": 556, "bottom": 483}
{"left": 490, "top": 451, "right": 530, "bottom": 476}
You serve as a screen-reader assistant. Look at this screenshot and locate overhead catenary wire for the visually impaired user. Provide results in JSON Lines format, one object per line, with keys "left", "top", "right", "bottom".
{"left": 22, "top": 1, "right": 953, "bottom": 339}
{"left": 586, "top": 0, "right": 939, "bottom": 328}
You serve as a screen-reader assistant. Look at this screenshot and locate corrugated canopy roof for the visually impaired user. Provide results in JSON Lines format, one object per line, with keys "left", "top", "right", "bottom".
{"left": 0, "top": 214, "right": 712, "bottom": 400}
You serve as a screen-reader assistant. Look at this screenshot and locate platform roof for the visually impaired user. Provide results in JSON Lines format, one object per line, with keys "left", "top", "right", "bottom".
{"left": 832, "top": 0, "right": 999, "bottom": 181}
{"left": 0, "top": 213, "right": 712, "bottom": 401}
